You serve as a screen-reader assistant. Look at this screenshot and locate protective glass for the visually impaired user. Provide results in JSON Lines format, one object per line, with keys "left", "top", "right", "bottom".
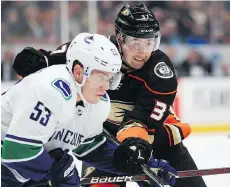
{"left": 122, "top": 32, "right": 160, "bottom": 52}
{"left": 90, "top": 71, "right": 121, "bottom": 90}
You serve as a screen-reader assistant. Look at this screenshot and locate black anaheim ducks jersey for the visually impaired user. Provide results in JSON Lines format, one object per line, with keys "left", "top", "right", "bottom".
{"left": 42, "top": 36, "right": 178, "bottom": 137}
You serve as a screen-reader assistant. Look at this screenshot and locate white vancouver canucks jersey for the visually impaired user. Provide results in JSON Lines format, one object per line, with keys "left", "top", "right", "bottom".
{"left": 1, "top": 65, "right": 110, "bottom": 168}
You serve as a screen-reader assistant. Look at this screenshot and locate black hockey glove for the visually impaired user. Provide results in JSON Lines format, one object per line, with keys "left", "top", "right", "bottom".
{"left": 13, "top": 47, "right": 49, "bottom": 77}
{"left": 113, "top": 137, "right": 152, "bottom": 175}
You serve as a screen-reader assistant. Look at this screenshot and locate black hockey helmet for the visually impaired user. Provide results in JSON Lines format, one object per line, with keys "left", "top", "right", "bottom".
{"left": 115, "top": 4, "right": 160, "bottom": 39}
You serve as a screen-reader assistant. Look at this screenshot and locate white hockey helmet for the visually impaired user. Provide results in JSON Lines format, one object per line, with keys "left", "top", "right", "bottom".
{"left": 66, "top": 33, "right": 122, "bottom": 89}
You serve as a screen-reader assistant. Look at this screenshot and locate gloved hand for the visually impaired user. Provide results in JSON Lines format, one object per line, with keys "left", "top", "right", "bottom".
{"left": 13, "top": 47, "right": 49, "bottom": 77}
{"left": 148, "top": 157, "right": 177, "bottom": 187}
{"left": 113, "top": 137, "right": 152, "bottom": 175}
{"left": 48, "top": 148, "right": 80, "bottom": 187}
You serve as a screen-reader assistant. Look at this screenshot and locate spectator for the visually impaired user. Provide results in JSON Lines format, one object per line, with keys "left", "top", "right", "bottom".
{"left": 23, "top": 5, "right": 44, "bottom": 39}
{"left": 5, "top": 9, "right": 22, "bottom": 37}
{"left": 1, "top": 51, "right": 18, "bottom": 81}
{"left": 177, "top": 50, "right": 213, "bottom": 77}
{"left": 1, "top": 1, "right": 230, "bottom": 78}
{"left": 186, "top": 27, "right": 209, "bottom": 44}
{"left": 2, "top": 1, "right": 230, "bottom": 44}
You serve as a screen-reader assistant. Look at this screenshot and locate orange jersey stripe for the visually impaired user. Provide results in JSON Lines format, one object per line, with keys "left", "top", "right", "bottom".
{"left": 128, "top": 74, "right": 177, "bottom": 95}
{"left": 165, "top": 114, "right": 180, "bottom": 124}
{"left": 172, "top": 122, "right": 191, "bottom": 139}
{"left": 117, "top": 127, "right": 148, "bottom": 142}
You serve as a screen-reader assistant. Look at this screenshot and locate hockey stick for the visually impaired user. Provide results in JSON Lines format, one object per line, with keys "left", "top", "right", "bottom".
{"left": 177, "top": 167, "right": 230, "bottom": 178}
{"left": 80, "top": 167, "right": 230, "bottom": 185}
{"left": 102, "top": 128, "right": 170, "bottom": 187}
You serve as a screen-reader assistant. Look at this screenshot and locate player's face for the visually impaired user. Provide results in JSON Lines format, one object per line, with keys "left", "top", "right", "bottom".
{"left": 121, "top": 36, "right": 157, "bottom": 69}
{"left": 82, "top": 70, "right": 115, "bottom": 104}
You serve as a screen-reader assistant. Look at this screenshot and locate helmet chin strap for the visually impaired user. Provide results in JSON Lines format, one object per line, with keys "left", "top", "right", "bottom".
{"left": 78, "top": 88, "right": 88, "bottom": 104}
{"left": 67, "top": 65, "right": 92, "bottom": 104}
{"left": 74, "top": 76, "right": 89, "bottom": 104}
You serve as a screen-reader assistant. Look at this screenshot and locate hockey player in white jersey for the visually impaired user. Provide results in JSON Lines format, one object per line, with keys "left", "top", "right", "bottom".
{"left": 1, "top": 33, "right": 123, "bottom": 186}
{"left": 2, "top": 32, "right": 177, "bottom": 187}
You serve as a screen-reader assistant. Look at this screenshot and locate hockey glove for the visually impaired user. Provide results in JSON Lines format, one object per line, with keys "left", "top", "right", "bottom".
{"left": 138, "top": 157, "right": 177, "bottom": 187}
{"left": 113, "top": 137, "right": 152, "bottom": 175}
{"left": 48, "top": 148, "right": 80, "bottom": 187}
{"left": 13, "top": 47, "right": 49, "bottom": 77}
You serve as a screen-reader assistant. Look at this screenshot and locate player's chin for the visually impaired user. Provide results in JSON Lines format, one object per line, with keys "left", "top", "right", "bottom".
{"left": 132, "top": 61, "right": 146, "bottom": 69}
{"left": 131, "top": 58, "right": 147, "bottom": 68}
{"left": 86, "top": 95, "right": 101, "bottom": 104}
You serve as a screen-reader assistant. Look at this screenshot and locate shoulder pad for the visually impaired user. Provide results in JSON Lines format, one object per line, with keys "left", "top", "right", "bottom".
{"left": 154, "top": 61, "right": 174, "bottom": 79}
{"left": 145, "top": 50, "right": 176, "bottom": 80}
{"left": 51, "top": 79, "right": 72, "bottom": 100}
{"left": 50, "top": 42, "right": 71, "bottom": 56}
{"left": 130, "top": 50, "right": 177, "bottom": 94}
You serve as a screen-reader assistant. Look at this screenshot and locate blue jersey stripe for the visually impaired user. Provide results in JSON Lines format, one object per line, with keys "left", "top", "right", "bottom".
{"left": 5, "top": 134, "right": 43, "bottom": 145}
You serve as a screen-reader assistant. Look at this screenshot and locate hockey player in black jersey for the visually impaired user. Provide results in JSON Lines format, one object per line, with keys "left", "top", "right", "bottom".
{"left": 13, "top": 4, "right": 206, "bottom": 187}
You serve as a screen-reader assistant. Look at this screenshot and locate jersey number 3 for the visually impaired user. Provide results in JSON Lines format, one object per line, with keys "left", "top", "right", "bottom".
{"left": 150, "top": 100, "right": 167, "bottom": 121}
{"left": 30, "top": 101, "right": 51, "bottom": 126}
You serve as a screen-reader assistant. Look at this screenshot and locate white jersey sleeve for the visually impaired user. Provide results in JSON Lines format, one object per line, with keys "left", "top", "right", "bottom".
{"left": 1, "top": 65, "right": 76, "bottom": 182}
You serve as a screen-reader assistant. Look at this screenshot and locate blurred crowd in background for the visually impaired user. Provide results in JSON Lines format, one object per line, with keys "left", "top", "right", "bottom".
{"left": 2, "top": 1, "right": 230, "bottom": 81}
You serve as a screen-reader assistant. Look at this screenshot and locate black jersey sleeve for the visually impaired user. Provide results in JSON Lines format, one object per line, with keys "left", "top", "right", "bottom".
{"left": 122, "top": 50, "right": 178, "bottom": 131}
{"left": 13, "top": 42, "right": 71, "bottom": 77}
{"left": 46, "top": 42, "right": 70, "bottom": 66}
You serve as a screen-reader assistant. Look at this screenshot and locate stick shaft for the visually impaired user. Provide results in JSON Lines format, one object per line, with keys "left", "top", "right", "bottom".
{"left": 80, "top": 167, "right": 230, "bottom": 185}
{"left": 177, "top": 167, "right": 230, "bottom": 178}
